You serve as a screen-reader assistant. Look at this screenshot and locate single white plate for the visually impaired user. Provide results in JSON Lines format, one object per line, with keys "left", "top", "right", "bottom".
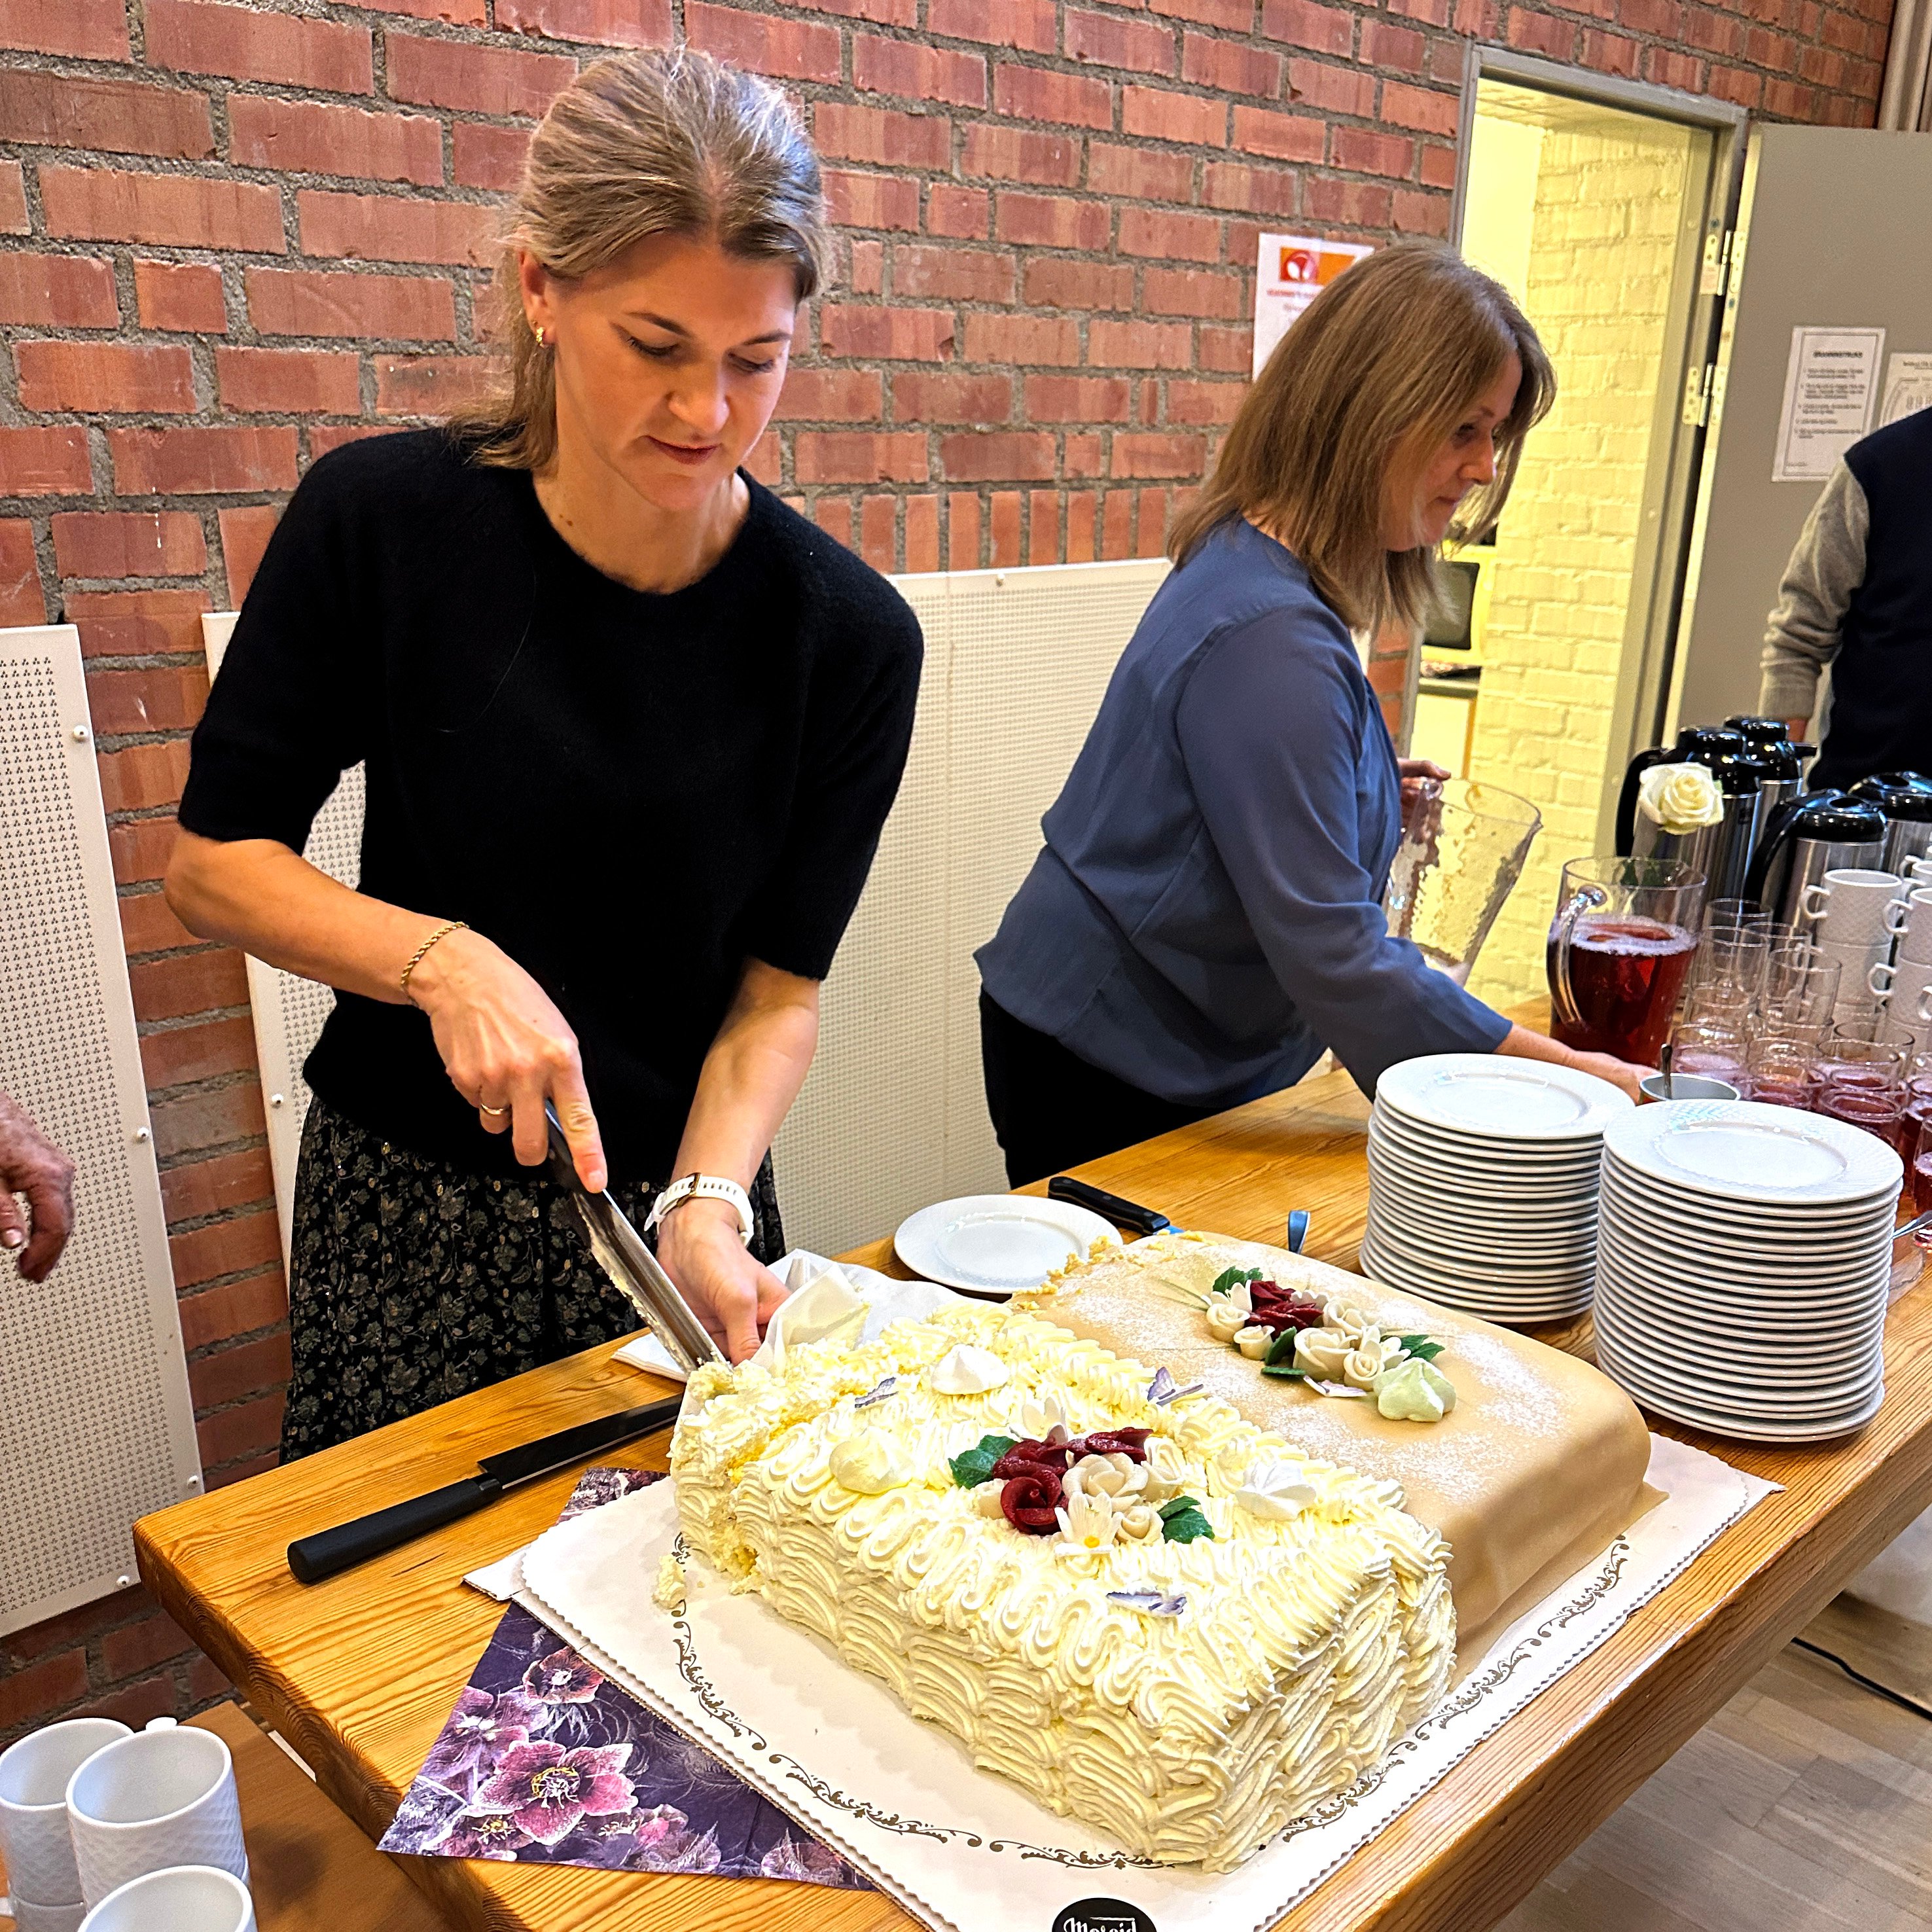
{"left": 1376, "top": 1054, "right": 1634, "bottom": 1143}
{"left": 1603, "top": 1100, "right": 1903, "bottom": 1208}
{"left": 893, "top": 1194, "right": 1116, "bottom": 1297}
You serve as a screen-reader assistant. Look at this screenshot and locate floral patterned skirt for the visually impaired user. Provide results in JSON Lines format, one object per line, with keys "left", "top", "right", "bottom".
{"left": 280, "top": 1098, "right": 785, "bottom": 1460}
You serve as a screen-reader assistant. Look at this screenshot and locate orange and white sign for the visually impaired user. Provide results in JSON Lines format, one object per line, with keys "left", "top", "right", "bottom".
{"left": 1253, "top": 234, "right": 1374, "bottom": 378}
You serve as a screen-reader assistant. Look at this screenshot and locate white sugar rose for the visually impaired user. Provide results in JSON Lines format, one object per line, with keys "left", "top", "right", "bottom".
{"left": 1637, "top": 761, "right": 1723, "bottom": 835}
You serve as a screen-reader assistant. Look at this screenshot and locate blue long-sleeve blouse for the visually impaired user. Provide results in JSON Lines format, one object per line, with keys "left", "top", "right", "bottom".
{"left": 976, "top": 516, "right": 1510, "bottom": 1108}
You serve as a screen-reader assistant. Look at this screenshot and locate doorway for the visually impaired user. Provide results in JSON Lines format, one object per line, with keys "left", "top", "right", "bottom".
{"left": 1440, "top": 53, "right": 1744, "bottom": 1007}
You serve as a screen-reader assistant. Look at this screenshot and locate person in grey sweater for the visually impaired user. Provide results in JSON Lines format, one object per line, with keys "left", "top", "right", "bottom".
{"left": 976, "top": 243, "right": 1651, "bottom": 1188}
{"left": 1759, "top": 406, "right": 1932, "bottom": 791}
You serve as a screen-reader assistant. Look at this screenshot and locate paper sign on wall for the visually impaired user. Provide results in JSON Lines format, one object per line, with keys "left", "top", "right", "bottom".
{"left": 1880, "top": 351, "right": 1932, "bottom": 427}
{"left": 1772, "top": 326, "right": 1884, "bottom": 480}
{"left": 1252, "top": 236, "right": 1374, "bottom": 379}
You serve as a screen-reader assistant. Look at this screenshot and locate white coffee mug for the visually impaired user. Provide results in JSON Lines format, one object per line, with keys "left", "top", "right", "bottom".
{"left": 65, "top": 1723, "right": 247, "bottom": 1908}
{"left": 1869, "top": 957, "right": 1932, "bottom": 1036}
{"left": 79, "top": 1865, "right": 254, "bottom": 1932}
{"left": 1897, "top": 887, "right": 1932, "bottom": 966}
{"left": 0, "top": 1719, "right": 132, "bottom": 1908}
{"left": 12, "top": 1899, "right": 90, "bottom": 1932}
{"left": 1800, "top": 867, "right": 1910, "bottom": 944}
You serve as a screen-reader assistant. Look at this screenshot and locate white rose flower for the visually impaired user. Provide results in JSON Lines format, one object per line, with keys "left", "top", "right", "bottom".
{"left": 1637, "top": 761, "right": 1723, "bottom": 834}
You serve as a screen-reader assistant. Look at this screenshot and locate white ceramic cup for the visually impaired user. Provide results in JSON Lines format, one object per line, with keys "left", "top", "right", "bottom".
{"left": 0, "top": 1719, "right": 132, "bottom": 1908}
{"left": 78, "top": 1865, "right": 255, "bottom": 1932}
{"left": 64, "top": 1723, "right": 247, "bottom": 1908}
{"left": 1896, "top": 887, "right": 1932, "bottom": 966}
{"left": 12, "top": 1899, "right": 90, "bottom": 1932}
{"left": 1869, "top": 956, "right": 1932, "bottom": 1039}
{"left": 1800, "top": 867, "right": 1910, "bottom": 944}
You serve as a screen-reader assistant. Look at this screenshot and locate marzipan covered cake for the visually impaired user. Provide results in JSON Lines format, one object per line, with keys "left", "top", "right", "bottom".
{"left": 671, "top": 1301, "right": 1454, "bottom": 1869}
{"left": 1022, "top": 1232, "right": 1654, "bottom": 1660}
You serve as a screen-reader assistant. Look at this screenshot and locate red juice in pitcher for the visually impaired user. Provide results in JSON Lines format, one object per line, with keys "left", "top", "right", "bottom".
{"left": 1547, "top": 916, "right": 1698, "bottom": 1065}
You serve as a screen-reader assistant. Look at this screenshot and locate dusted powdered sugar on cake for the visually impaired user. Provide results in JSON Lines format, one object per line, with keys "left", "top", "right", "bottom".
{"left": 671, "top": 1304, "right": 1454, "bottom": 1870}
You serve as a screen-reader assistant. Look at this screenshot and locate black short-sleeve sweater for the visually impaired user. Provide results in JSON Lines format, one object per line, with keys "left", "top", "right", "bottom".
{"left": 179, "top": 428, "right": 922, "bottom": 1185}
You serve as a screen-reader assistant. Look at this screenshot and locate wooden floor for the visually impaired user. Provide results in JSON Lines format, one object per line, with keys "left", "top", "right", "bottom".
{"left": 1501, "top": 1605, "right": 1932, "bottom": 1932}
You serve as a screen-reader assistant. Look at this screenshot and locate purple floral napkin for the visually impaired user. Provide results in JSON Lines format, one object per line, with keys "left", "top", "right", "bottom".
{"left": 380, "top": 1468, "right": 870, "bottom": 1889}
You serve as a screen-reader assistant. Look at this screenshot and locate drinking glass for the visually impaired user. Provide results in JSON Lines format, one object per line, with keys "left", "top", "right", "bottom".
{"left": 1702, "top": 897, "right": 1767, "bottom": 934}
{"left": 1914, "top": 1116, "right": 1932, "bottom": 1217}
{"left": 1745, "top": 1035, "right": 1814, "bottom": 1107}
{"left": 1698, "top": 927, "right": 1771, "bottom": 1001}
{"left": 1668, "top": 1020, "right": 1748, "bottom": 1089}
{"left": 1681, "top": 980, "right": 1753, "bottom": 1026}
{"left": 1761, "top": 942, "right": 1842, "bottom": 1033}
{"left": 1905, "top": 1050, "right": 1932, "bottom": 1135}
{"left": 1808, "top": 1028, "right": 1911, "bottom": 1151}
{"left": 1547, "top": 857, "right": 1706, "bottom": 1065}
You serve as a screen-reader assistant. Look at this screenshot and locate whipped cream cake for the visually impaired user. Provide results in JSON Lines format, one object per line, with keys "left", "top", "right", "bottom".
{"left": 671, "top": 1302, "right": 1454, "bottom": 1869}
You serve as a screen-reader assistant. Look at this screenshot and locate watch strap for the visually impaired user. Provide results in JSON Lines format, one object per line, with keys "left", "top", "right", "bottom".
{"left": 645, "top": 1172, "right": 755, "bottom": 1245}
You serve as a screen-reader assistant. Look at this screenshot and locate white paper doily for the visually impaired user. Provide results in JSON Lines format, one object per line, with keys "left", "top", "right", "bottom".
{"left": 517, "top": 1436, "right": 1774, "bottom": 1932}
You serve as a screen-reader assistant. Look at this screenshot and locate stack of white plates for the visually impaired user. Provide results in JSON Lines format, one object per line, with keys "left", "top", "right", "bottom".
{"left": 1594, "top": 1100, "right": 1901, "bottom": 1442}
{"left": 1361, "top": 1054, "right": 1634, "bottom": 1323}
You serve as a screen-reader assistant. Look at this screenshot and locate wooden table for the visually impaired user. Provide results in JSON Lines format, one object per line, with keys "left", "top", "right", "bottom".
{"left": 135, "top": 1055, "right": 1932, "bottom": 1932}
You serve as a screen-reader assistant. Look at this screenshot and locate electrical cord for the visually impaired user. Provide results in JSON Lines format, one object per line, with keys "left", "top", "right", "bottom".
{"left": 1789, "top": 1635, "right": 1932, "bottom": 1723}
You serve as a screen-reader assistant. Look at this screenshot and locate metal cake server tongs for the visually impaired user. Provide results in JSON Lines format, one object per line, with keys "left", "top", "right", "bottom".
{"left": 544, "top": 1103, "right": 724, "bottom": 1376}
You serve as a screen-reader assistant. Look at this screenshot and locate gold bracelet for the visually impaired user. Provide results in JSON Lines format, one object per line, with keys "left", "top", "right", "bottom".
{"left": 400, "top": 919, "right": 467, "bottom": 1001}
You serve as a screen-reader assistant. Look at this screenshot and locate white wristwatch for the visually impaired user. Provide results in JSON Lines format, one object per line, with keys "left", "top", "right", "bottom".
{"left": 645, "top": 1172, "right": 755, "bottom": 1245}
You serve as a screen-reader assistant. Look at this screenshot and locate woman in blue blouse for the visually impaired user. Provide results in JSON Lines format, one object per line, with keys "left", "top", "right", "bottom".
{"left": 977, "top": 242, "right": 1649, "bottom": 1186}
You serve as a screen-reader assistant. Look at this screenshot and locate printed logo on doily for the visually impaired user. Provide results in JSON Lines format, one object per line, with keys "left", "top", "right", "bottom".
{"left": 1053, "top": 1900, "right": 1157, "bottom": 1932}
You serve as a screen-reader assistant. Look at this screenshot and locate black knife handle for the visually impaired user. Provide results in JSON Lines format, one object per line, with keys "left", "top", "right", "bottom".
{"left": 1047, "top": 1176, "right": 1171, "bottom": 1237}
{"left": 288, "top": 1475, "right": 502, "bottom": 1585}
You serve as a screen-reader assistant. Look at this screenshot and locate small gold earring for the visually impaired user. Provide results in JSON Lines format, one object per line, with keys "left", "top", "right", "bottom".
{"left": 533, "top": 324, "right": 547, "bottom": 348}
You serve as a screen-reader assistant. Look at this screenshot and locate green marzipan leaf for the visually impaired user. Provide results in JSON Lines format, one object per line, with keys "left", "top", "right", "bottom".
{"left": 1397, "top": 1335, "right": 1445, "bottom": 1363}
{"left": 1263, "top": 1328, "right": 1300, "bottom": 1368}
{"left": 1261, "top": 1363, "right": 1308, "bottom": 1380}
{"left": 948, "top": 1433, "right": 1018, "bottom": 1488}
{"left": 1161, "top": 1505, "right": 1215, "bottom": 1544}
{"left": 1209, "top": 1266, "right": 1262, "bottom": 1297}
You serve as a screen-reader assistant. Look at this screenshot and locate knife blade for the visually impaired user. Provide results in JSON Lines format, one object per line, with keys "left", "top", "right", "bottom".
{"left": 543, "top": 1104, "right": 724, "bottom": 1377}
{"left": 285, "top": 1392, "right": 683, "bottom": 1584}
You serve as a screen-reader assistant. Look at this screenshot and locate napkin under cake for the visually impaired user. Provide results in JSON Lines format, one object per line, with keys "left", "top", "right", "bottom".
{"left": 672, "top": 1302, "right": 1455, "bottom": 1870}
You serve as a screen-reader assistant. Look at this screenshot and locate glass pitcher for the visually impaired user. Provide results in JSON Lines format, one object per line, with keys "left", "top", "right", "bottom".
{"left": 1383, "top": 778, "right": 1541, "bottom": 987}
{"left": 1547, "top": 856, "right": 1706, "bottom": 1066}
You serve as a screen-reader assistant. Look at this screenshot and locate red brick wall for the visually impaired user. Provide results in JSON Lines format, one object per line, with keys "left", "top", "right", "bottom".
{"left": 0, "top": 0, "right": 1893, "bottom": 1741}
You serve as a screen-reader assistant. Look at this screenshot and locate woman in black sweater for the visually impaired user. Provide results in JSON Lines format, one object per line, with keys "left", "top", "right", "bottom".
{"left": 168, "top": 50, "right": 921, "bottom": 1454}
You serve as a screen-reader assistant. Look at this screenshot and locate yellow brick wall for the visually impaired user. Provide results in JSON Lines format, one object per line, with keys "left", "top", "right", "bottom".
{"left": 1460, "top": 112, "right": 1693, "bottom": 1009}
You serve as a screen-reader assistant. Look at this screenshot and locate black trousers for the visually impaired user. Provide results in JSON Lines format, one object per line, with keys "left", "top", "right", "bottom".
{"left": 978, "top": 991, "right": 1216, "bottom": 1189}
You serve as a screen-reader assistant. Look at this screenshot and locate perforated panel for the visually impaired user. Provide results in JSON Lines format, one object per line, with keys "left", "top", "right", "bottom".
{"left": 200, "top": 614, "right": 364, "bottom": 1260}
{"left": 0, "top": 626, "right": 200, "bottom": 1637}
{"left": 774, "top": 560, "right": 1170, "bottom": 1255}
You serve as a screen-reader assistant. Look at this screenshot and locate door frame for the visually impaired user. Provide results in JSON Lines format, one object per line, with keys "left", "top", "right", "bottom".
{"left": 1449, "top": 47, "right": 1749, "bottom": 846}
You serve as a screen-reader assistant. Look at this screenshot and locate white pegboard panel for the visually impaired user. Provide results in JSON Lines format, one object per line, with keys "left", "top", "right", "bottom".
{"left": 774, "top": 559, "right": 1170, "bottom": 1255}
{"left": 200, "top": 613, "right": 364, "bottom": 1262}
{"left": 203, "top": 559, "right": 1171, "bottom": 1267}
{"left": 0, "top": 625, "right": 201, "bottom": 1637}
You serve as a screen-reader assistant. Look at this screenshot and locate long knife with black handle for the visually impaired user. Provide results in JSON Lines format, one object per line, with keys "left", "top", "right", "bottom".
{"left": 286, "top": 1391, "right": 683, "bottom": 1584}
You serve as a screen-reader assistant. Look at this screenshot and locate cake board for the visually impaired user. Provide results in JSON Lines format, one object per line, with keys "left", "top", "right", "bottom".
{"left": 515, "top": 1435, "right": 1775, "bottom": 1932}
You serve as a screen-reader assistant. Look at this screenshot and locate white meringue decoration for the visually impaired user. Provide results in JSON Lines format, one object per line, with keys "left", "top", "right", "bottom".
{"left": 927, "top": 1342, "right": 1009, "bottom": 1396}
{"left": 1234, "top": 1461, "right": 1319, "bottom": 1521}
{"left": 1016, "top": 1392, "right": 1072, "bottom": 1441}
{"left": 827, "top": 1429, "right": 910, "bottom": 1494}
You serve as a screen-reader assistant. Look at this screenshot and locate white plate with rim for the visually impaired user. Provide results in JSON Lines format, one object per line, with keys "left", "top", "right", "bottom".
{"left": 1594, "top": 1253, "right": 1888, "bottom": 1322}
{"left": 1596, "top": 1212, "right": 1897, "bottom": 1283}
{"left": 1359, "top": 1244, "right": 1592, "bottom": 1315}
{"left": 1596, "top": 1262, "right": 1887, "bottom": 1332}
{"left": 1598, "top": 1179, "right": 1899, "bottom": 1243}
{"left": 1603, "top": 1100, "right": 1903, "bottom": 1208}
{"left": 1368, "top": 1111, "right": 1606, "bottom": 1170}
{"left": 1592, "top": 1159, "right": 1893, "bottom": 1221}
{"left": 1363, "top": 1211, "right": 1598, "bottom": 1276}
{"left": 1367, "top": 1141, "right": 1601, "bottom": 1193}
{"left": 1361, "top": 1230, "right": 1595, "bottom": 1287}
{"left": 1591, "top": 1306, "right": 1882, "bottom": 1391}
{"left": 1600, "top": 1376, "right": 1886, "bottom": 1442}
{"left": 893, "top": 1194, "right": 1116, "bottom": 1298}
{"left": 1594, "top": 1341, "right": 1882, "bottom": 1424}
{"left": 1376, "top": 1055, "right": 1634, "bottom": 1143}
